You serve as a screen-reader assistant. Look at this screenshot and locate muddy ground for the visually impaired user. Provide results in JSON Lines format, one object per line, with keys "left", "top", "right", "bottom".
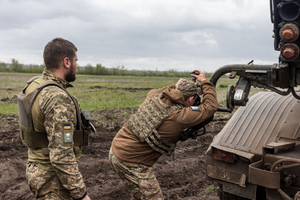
{"left": 0, "top": 108, "right": 229, "bottom": 200}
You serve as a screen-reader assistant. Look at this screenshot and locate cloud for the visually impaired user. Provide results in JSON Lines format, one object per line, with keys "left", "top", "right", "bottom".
{"left": 0, "top": 0, "right": 279, "bottom": 72}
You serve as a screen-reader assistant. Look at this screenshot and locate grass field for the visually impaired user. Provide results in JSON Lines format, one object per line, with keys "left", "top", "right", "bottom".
{"left": 0, "top": 72, "right": 263, "bottom": 115}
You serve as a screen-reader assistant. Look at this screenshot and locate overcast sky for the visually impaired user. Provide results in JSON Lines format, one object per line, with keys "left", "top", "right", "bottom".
{"left": 0, "top": 0, "right": 279, "bottom": 72}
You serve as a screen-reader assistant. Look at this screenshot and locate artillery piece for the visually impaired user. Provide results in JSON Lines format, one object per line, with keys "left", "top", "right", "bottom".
{"left": 205, "top": 1, "right": 300, "bottom": 199}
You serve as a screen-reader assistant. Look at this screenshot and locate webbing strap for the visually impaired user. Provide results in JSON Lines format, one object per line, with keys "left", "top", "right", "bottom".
{"left": 145, "top": 130, "right": 175, "bottom": 156}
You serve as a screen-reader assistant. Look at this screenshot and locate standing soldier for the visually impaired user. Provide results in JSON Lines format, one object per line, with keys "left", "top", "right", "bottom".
{"left": 109, "top": 70, "right": 218, "bottom": 199}
{"left": 18, "top": 38, "right": 91, "bottom": 200}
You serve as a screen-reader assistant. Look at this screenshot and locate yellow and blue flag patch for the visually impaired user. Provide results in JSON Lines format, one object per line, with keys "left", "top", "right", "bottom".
{"left": 63, "top": 123, "right": 73, "bottom": 144}
{"left": 64, "top": 123, "right": 71, "bottom": 130}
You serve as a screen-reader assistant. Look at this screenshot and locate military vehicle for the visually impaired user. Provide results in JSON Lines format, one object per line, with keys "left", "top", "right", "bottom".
{"left": 205, "top": 0, "right": 300, "bottom": 199}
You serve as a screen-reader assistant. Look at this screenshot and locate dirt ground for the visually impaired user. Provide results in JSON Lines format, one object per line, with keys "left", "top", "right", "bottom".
{"left": 0, "top": 108, "right": 229, "bottom": 200}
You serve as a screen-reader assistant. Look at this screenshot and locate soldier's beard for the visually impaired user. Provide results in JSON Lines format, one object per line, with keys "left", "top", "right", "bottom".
{"left": 65, "top": 62, "right": 76, "bottom": 82}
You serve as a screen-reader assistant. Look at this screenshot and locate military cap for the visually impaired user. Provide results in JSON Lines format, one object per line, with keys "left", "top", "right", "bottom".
{"left": 177, "top": 79, "right": 201, "bottom": 97}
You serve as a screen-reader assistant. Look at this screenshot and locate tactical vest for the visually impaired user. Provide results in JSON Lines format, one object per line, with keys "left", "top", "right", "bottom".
{"left": 127, "top": 93, "right": 183, "bottom": 156}
{"left": 17, "top": 76, "right": 87, "bottom": 150}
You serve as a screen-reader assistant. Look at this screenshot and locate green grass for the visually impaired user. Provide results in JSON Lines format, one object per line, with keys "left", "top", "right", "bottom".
{"left": 0, "top": 72, "right": 263, "bottom": 115}
{"left": 0, "top": 102, "right": 19, "bottom": 115}
{"left": 70, "top": 75, "right": 181, "bottom": 111}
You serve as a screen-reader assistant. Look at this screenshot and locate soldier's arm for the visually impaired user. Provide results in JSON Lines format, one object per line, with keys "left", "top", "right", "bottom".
{"left": 40, "top": 86, "right": 87, "bottom": 199}
{"left": 177, "top": 80, "right": 218, "bottom": 128}
{"left": 199, "top": 80, "right": 218, "bottom": 116}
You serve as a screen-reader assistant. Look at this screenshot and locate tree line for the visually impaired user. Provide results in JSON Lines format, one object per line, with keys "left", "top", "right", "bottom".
{"left": 0, "top": 59, "right": 212, "bottom": 78}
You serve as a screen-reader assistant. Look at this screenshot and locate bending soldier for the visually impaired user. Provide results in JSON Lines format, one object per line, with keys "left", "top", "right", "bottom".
{"left": 109, "top": 70, "right": 218, "bottom": 199}
{"left": 17, "top": 38, "right": 91, "bottom": 200}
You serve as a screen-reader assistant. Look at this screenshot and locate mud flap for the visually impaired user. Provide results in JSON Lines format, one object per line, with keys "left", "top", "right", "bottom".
{"left": 222, "top": 182, "right": 256, "bottom": 200}
{"left": 207, "top": 164, "right": 246, "bottom": 187}
{"left": 207, "top": 164, "right": 256, "bottom": 199}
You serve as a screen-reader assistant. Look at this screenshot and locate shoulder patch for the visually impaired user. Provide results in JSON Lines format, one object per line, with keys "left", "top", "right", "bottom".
{"left": 190, "top": 106, "right": 201, "bottom": 111}
{"left": 62, "top": 123, "right": 73, "bottom": 144}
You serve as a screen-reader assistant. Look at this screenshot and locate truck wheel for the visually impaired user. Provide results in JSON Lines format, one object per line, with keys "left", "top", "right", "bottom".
{"left": 217, "top": 184, "right": 250, "bottom": 200}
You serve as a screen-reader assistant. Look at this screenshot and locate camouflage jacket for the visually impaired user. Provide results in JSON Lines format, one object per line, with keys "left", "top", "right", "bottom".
{"left": 112, "top": 80, "right": 218, "bottom": 166}
{"left": 24, "top": 69, "right": 86, "bottom": 198}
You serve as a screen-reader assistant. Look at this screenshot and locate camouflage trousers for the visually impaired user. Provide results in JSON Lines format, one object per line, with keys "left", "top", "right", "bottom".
{"left": 109, "top": 148, "right": 164, "bottom": 200}
{"left": 26, "top": 163, "right": 72, "bottom": 200}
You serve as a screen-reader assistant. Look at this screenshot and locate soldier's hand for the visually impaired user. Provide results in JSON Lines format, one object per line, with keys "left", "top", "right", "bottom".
{"left": 191, "top": 70, "right": 206, "bottom": 82}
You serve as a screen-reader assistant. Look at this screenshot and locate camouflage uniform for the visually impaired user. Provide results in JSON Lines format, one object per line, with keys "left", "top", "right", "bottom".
{"left": 109, "top": 148, "right": 163, "bottom": 200}
{"left": 19, "top": 70, "right": 87, "bottom": 199}
{"left": 110, "top": 79, "right": 218, "bottom": 199}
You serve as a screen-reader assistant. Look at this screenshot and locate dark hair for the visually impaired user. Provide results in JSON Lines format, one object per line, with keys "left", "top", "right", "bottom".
{"left": 43, "top": 37, "right": 77, "bottom": 70}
